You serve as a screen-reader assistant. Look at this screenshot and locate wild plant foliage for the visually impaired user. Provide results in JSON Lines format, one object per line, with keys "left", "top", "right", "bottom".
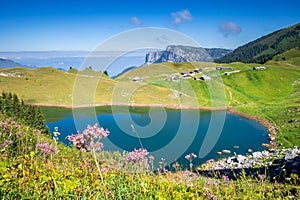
{"left": 0, "top": 91, "right": 49, "bottom": 135}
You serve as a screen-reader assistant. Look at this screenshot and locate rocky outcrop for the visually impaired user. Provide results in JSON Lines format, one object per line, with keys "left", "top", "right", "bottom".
{"left": 145, "top": 45, "right": 232, "bottom": 64}
{"left": 198, "top": 147, "right": 300, "bottom": 182}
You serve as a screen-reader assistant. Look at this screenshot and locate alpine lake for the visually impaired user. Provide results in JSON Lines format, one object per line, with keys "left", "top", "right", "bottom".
{"left": 41, "top": 106, "right": 269, "bottom": 168}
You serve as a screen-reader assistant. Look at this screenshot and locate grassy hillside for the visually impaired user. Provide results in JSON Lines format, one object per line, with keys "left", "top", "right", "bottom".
{"left": 215, "top": 23, "right": 300, "bottom": 63}
{"left": 269, "top": 47, "right": 300, "bottom": 66}
{"left": 0, "top": 67, "right": 179, "bottom": 106}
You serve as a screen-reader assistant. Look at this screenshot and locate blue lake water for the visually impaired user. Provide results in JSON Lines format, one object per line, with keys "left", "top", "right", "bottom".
{"left": 43, "top": 106, "right": 269, "bottom": 168}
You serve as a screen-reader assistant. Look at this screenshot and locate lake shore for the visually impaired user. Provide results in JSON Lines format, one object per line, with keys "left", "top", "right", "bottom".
{"left": 227, "top": 108, "right": 278, "bottom": 149}
{"left": 28, "top": 102, "right": 228, "bottom": 111}
{"left": 30, "top": 102, "right": 278, "bottom": 149}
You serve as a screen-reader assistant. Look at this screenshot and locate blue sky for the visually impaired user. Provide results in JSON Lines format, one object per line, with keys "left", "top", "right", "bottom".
{"left": 0, "top": 0, "right": 299, "bottom": 51}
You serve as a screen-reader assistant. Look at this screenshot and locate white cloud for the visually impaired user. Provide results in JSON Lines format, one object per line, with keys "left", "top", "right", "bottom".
{"left": 171, "top": 9, "right": 192, "bottom": 24}
{"left": 130, "top": 17, "right": 142, "bottom": 26}
{"left": 219, "top": 21, "right": 242, "bottom": 37}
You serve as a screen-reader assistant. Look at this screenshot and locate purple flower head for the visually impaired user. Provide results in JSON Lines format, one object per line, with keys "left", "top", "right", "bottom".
{"left": 223, "top": 175, "right": 230, "bottom": 182}
{"left": 16, "top": 131, "right": 25, "bottom": 138}
{"left": 258, "top": 174, "right": 265, "bottom": 180}
{"left": 36, "top": 143, "right": 57, "bottom": 156}
{"left": 0, "top": 118, "right": 21, "bottom": 133}
{"left": 185, "top": 154, "right": 191, "bottom": 160}
{"left": 126, "top": 148, "right": 149, "bottom": 163}
{"left": 94, "top": 142, "right": 104, "bottom": 151}
{"left": 185, "top": 153, "right": 197, "bottom": 160}
{"left": 66, "top": 124, "right": 109, "bottom": 152}
{"left": 33, "top": 129, "right": 42, "bottom": 135}
{"left": 0, "top": 140, "right": 13, "bottom": 149}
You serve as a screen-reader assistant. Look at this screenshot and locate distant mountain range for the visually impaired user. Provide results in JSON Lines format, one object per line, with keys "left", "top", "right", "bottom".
{"left": 145, "top": 45, "right": 232, "bottom": 64}
{"left": 111, "top": 66, "right": 137, "bottom": 79}
{"left": 0, "top": 58, "right": 28, "bottom": 68}
{"left": 215, "top": 22, "right": 300, "bottom": 64}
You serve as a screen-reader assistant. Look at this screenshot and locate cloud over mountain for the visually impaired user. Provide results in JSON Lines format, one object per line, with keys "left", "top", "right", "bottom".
{"left": 219, "top": 21, "right": 242, "bottom": 37}
{"left": 130, "top": 17, "right": 142, "bottom": 26}
{"left": 171, "top": 9, "right": 192, "bottom": 24}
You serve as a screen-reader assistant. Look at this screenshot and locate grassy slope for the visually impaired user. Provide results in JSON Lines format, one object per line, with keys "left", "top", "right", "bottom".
{"left": 0, "top": 67, "right": 177, "bottom": 106}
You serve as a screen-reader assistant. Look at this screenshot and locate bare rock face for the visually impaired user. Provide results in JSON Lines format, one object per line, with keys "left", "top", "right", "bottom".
{"left": 145, "top": 45, "right": 232, "bottom": 64}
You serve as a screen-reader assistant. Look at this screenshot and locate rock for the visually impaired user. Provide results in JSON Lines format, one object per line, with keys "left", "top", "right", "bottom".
{"left": 222, "top": 150, "right": 231, "bottom": 154}
{"left": 262, "top": 150, "right": 270, "bottom": 157}
{"left": 145, "top": 45, "right": 232, "bottom": 65}
{"left": 292, "top": 161, "right": 299, "bottom": 167}
{"left": 252, "top": 152, "right": 262, "bottom": 159}
{"left": 284, "top": 149, "right": 300, "bottom": 161}
{"left": 226, "top": 157, "right": 232, "bottom": 164}
{"left": 231, "top": 157, "right": 238, "bottom": 163}
{"left": 237, "top": 155, "right": 247, "bottom": 163}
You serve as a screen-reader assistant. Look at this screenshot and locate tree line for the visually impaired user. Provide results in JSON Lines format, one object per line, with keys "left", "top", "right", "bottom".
{"left": 0, "top": 91, "right": 49, "bottom": 135}
{"left": 215, "top": 23, "right": 300, "bottom": 64}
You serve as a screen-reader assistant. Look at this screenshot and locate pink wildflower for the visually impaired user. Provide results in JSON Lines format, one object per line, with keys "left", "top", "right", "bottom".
{"left": 223, "top": 175, "right": 230, "bottom": 182}
{"left": 126, "top": 148, "right": 149, "bottom": 163}
{"left": 66, "top": 123, "right": 109, "bottom": 152}
{"left": 0, "top": 140, "right": 13, "bottom": 149}
{"left": 36, "top": 143, "right": 57, "bottom": 155}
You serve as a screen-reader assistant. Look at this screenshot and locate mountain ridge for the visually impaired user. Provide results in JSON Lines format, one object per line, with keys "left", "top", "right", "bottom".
{"left": 215, "top": 22, "right": 300, "bottom": 63}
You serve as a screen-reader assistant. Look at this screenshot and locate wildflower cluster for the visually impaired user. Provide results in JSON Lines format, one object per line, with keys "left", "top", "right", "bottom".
{"left": 185, "top": 152, "right": 197, "bottom": 170}
{"left": 125, "top": 148, "right": 149, "bottom": 163}
{"left": 0, "top": 118, "right": 21, "bottom": 151}
{"left": 36, "top": 143, "right": 58, "bottom": 156}
{"left": 125, "top": 148, "right": 152, "bottom": 172}
{"left": 67, "top": 123, "right": 109, "bottom": 152}
{"left": 0, "top": 117, "right": 38, "bottom": 156}
{"left": 0, "top": 140, "right": 13, "bottom": 149}
{"left": 0, "top": 118, "right": 21, "bottom": 135}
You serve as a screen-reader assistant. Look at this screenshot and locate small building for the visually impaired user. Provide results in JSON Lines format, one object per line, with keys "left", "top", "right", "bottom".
{"left": 200, "top": 75, "right": 212, "bottom": 81}
{"left": 185, "top": 74, "right": 192, "bottom": 79}
{"left": 194, "top": 68, "right": 202, "bottom": 73}
{"left": 168, "top": 76, "right": 180, "bottom": 82}
{"left": 253, "top": 66, "right": 266, "bottom": 70}
{"left": 180, "top": 72, "right": 187, "bottom": 75}
{"left": 132, "top": 76, "right": 142, "bottom": 82}
{"left": 189, "top": 71, "right": 195, "bottom": 76}
{"left": 194, "top": 77, "right": 201, "bottom": 81}
{"left": 216, "top": 66, "right": 233, "bottom": 70}
{"left": 224, "top": 72, "right": 230, "bottom": 76}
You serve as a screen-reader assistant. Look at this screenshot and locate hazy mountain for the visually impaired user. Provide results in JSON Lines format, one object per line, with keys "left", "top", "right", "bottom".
{"left": 111, "top": 66, "right": 137, "bottom": 79}
{"left": 0, "top": 58, "right": 28, "bottom": 68}
{"left": 145, "top": 45, "right": 231, "bottom": 64}
{"left": 215, "top": 22, "right": 300, "bottom": 64}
